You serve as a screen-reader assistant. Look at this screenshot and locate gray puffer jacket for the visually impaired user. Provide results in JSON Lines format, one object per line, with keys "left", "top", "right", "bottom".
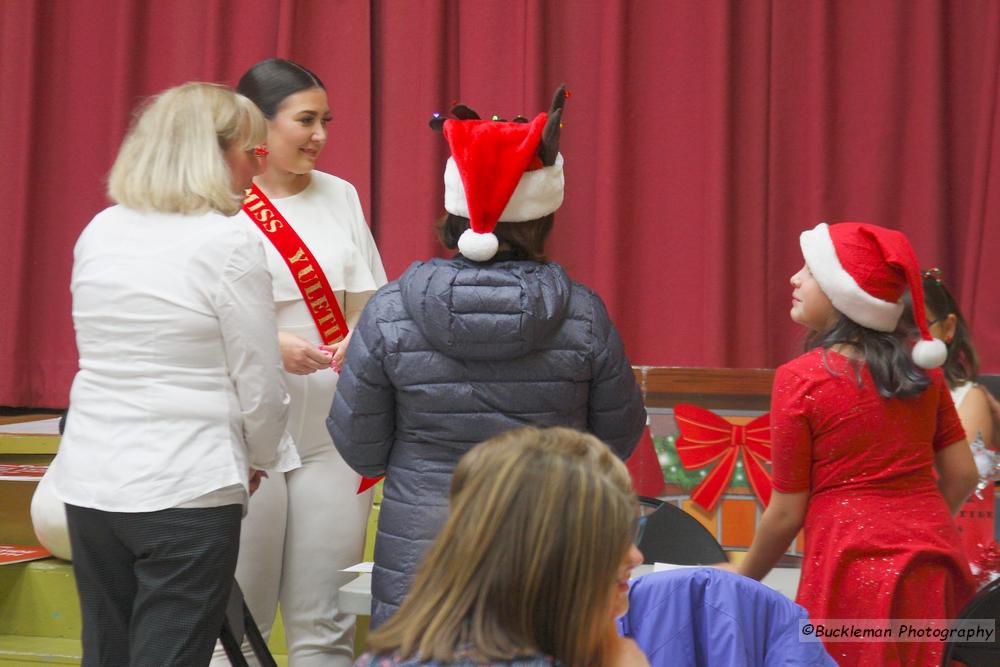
{"left": 327, "top": 256, "right": 646, "bottom": 626}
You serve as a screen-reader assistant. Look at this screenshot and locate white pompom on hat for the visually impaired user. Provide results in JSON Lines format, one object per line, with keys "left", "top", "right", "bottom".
{"left": 799, "top": 222, "right": 947, "bottom": 369}
{"left": 441, "top": 112, "right": 565, "bottom": 262}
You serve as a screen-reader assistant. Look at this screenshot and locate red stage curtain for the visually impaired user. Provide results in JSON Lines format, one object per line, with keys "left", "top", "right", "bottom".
{"left": 2, "top": 0, "right": 998, "bottom": 407}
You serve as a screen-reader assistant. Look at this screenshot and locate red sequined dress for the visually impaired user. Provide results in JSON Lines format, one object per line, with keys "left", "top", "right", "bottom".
{"left": 770, "top": 349, "right": 976, "bottom": 666}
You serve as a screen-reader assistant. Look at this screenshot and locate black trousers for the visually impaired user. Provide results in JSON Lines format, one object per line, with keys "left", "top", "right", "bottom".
{"left": 65, "top": 503, "right": 242, "bottom": 667}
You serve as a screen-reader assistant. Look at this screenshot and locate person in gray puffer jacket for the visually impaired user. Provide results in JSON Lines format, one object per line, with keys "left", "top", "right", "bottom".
{"left": 327, "top": 86, "right": 646, "bottom": 627}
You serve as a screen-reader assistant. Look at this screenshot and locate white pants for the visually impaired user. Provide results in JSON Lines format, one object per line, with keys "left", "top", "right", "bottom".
{"left": 211, "top": 444, "right": 372, "bottom": 667}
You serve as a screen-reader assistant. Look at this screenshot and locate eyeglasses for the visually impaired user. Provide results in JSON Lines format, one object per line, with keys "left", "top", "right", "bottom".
{"left": 927, "top": 316, "right": 943, "bottom": 327}
{"left": 633, "top": 514, "right": 648, "bottom": 546}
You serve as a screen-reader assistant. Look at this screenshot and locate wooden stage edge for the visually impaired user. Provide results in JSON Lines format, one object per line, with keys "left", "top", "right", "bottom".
{"left": 634, "top": 366, "right": 774, "bottom": 411}
{"left": 0, "top": 411, "right": 63, "bottom": 426}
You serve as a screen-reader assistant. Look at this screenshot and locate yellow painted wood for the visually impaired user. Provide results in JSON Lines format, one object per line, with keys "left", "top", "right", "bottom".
{"left": 0, "top": 482, "right": 40, "bottom": 546}
{"left": 0, "top": 414, "right": 61, "bottom": 456}
{"left": 0, "top": 417, "right": 382, "bottom": 663}
{"left": 352, "top": 479, "right": 382, "bottom": 655}
{"left": 0, "top": 456, "right": 51, "bottom": 466}
{"left": 0, "top": 636, "right": 289, "bottom": 666}
{"left": 0, "top": 635, "right": 80, "bottom": 664}
{"left": 0, "top": 561, "right": 79, "bottom": 638}
{"left": 0, "top": 436, "right": 60, "bottom": 456}
{"left": 269, "top": 609, "right": 287, "bottom": 656}
{"left": 0, "top": 560, "right": 289, "bottom": 664}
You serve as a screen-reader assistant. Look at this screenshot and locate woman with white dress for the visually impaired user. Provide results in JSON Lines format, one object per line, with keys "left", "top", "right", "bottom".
{"left": 211, "top": 58, "right": 387, "bottom": 667}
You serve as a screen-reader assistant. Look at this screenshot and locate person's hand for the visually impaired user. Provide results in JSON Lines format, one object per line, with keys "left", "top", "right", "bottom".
{"left": 607, "top": 636, "right": 650, "bottom": 667}
{"left": 278, "top": 332, "right": 333, "bottom": 374}
{"left": 248, "top": 468, "right": 268, "bottom": 496}
{"left": 320, "top": 331, "right": 353, "bottom": 373}
{"left": 712, "top": 561, "right": 741, "bottom": 575}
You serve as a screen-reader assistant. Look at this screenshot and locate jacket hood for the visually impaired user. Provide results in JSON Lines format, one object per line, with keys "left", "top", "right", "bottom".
{"left": 399, "top": 257, "right": 572, "bottom": 361}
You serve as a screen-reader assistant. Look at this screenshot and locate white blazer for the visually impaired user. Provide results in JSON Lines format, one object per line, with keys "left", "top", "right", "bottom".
{"left": 50, "top": 205, "right": 290, "bottom": 512}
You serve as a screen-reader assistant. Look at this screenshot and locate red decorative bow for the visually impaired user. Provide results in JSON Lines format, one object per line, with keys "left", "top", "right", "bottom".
{"left": 673, "top": 404, "right": 772, "bottom": 512}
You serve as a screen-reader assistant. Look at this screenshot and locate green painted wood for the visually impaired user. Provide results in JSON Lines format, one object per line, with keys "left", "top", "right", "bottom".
{"left": 0, "top": 635, "right": 80, "bottom": 664}
{"left": 0, "top": 636, "right": 290, "bottom": 666}
{"left": 0, "top": 562, "right": 79, "bottom": 638}
{"left": 0, "top": 430, "right": 55, "bottom": 547}
{"left": 353, "top": 483, "right": 381, "bottom": 655}
{"left": 0, "top": 424, "right": 389, "bottom": 662}
{"left": 0, "top": 414, "right": 61, "bottom": 451}
{"left": 0, "top": 560, "right": 289, "bottom": 662}
{"left": 0, "top": 437, "right": 60, "bottom": 456}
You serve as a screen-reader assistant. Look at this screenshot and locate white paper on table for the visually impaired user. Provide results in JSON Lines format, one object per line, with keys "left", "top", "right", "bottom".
{"left": 653, "top": 562, "right": 701, "bottom": 572}
{"left": 341, "top": 561, "right": 374, "bottom": 573}
{"left": 646, "top": 561, "right": 800, "bottom": 599}
{"left": 629, "top": 562, "right": 699, "bottom": 580}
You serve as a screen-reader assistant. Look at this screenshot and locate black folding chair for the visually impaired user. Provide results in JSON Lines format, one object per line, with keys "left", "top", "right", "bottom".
{"left": 636, "top": 496, "right": 728, "bottom": 565}
{"left": 219, "top": 579, "right": 277, "bottom": 667}
{"left": 940, "top": 576, "right": 1000, "bottom": 667}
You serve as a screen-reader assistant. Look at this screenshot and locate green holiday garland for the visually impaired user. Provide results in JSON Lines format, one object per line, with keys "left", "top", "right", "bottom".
{"left": 654, "top": 434, "right": 753, "bottom": 492}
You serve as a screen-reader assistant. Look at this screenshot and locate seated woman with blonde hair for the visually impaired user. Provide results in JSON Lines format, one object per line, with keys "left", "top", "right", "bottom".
{"left": 355, "top": 427, "right": 649, "bottom": 667}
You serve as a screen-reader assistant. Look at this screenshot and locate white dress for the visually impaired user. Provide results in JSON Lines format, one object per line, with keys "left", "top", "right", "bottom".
{"left": 951, "top": 381, "right": 996, "bottom": 568}
{"left": 215, "top": 171, "right": 387, "bottom": 667}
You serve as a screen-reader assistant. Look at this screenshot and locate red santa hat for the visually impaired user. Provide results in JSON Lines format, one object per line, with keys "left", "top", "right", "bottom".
{"left": 799, "top": 222, "right": 947, "bottom": 369}
{"left": 441, "top": 112, "right": 565, "bottom": 261}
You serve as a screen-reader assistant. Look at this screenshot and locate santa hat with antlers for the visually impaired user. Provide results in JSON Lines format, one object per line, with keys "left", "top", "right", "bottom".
{"left": 430, "top": 86, "right": 567, "bottom": 262}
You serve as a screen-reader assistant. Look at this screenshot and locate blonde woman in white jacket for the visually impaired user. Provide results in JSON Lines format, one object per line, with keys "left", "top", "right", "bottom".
{"left": 48, "top": 82, "right": 290, "bottom": 666}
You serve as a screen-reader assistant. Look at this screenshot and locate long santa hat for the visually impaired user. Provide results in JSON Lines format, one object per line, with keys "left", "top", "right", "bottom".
{"left": 799, "top": 221, "right": 948, "bottom": 368}
{"left": 431, "top": 86, "right": 567, "bottom": 262}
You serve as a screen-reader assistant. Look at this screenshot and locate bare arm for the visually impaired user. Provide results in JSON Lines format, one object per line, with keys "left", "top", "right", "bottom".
{"left": 986, "top": 389, "right": 1000, "bottom": 449}
{"left": 735, "top": 490, "right": 809, "bottom": 581}
{"left": 606, "top": 637, "right": 650, "bottom": 667}
{"left": 958, "top": 386, "right": 995, "bottom": 448}
{"left": 602, "top": 622, "right": 650, "bottom": 667}
{"left": 935, "top": 438, "right": 978, "bottom": 515}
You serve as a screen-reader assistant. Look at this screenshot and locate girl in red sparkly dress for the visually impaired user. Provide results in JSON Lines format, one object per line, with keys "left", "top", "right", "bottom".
{"left": 732, "top": 222, "right": 978, "bottom": 666}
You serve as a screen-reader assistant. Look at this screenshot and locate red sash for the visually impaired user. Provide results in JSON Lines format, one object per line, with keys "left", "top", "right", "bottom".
{"left": 243, "top": 184, "right": 349, "bottom": 344}
{"left": 243, "top": 184, "right": 382, "bottom": 494}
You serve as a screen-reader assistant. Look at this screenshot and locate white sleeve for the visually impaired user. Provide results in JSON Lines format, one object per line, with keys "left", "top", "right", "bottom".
{"left": 345, "top": 183, "right": 388, "bottom": 287}
{"left": 214, "top": 233, "right": 290, "bottom": 469}
{"left": 345, "top": 290, "right": 377, "bottom": 328}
